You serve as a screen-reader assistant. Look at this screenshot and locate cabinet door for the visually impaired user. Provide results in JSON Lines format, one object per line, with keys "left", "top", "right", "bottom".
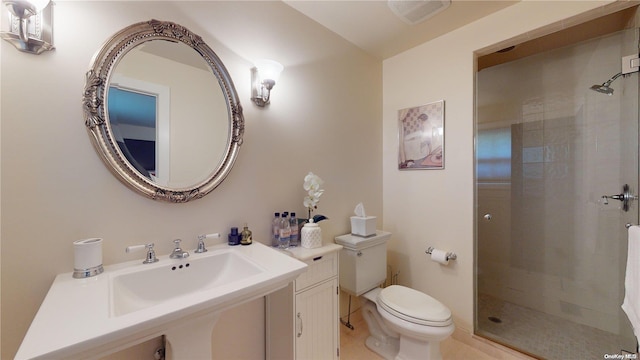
{"left": 295, "top": 279, "right": 338, "bottom": 360}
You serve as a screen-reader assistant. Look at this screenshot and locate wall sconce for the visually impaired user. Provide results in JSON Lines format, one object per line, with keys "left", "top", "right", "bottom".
{"left": 251, "top": 59, "right": 283, "bottom": 107}
{"left": 1, "top": 0, "right": 54, "bottom": 54}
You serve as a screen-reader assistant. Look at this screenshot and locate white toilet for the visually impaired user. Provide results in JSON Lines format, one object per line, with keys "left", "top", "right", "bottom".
{"left": 335, "top": 231, "right": 454, "bottom": 360}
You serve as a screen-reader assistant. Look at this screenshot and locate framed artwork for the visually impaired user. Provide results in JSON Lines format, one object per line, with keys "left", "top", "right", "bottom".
{"left": 397, "top": 100, "right": 445, "bottom": 170}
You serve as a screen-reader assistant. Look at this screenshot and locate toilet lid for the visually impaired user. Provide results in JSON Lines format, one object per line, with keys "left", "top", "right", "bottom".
{"left": 377, "top": 285, "right": 452, "bottom": 327}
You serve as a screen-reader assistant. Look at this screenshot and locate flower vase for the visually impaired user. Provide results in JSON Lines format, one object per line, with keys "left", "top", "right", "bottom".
{"left": 301, "top": 220, "right": 322, "bottom": 249}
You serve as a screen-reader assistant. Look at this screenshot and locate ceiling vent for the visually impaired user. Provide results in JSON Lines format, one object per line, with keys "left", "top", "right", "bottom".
{"left": 387, "top": 0, "right": 451, "bottom": 25}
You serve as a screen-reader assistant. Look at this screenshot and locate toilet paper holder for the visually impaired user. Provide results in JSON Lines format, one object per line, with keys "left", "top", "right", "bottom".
{"left": 425, "top": 247, "right": 457, "bottom": 261}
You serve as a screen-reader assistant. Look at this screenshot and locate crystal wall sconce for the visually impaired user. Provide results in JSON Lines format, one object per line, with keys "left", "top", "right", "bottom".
{"left": 1, "top": 0, "right": 54, "bottom": 54}
{"left": 251, "top": 59, "right": 283, "bottom": 107}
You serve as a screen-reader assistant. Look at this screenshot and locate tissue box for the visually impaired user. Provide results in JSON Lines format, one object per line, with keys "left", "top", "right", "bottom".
{"left": 350, "top": 216, "right": 376, "bottom": 237}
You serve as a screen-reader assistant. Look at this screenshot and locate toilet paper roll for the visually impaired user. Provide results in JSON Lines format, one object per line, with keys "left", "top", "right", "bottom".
{"left": 73, "top": 238, "right": 103, "bottom": 271}
{"left": 430, "top": 249, "right": 449, "bottom": 265}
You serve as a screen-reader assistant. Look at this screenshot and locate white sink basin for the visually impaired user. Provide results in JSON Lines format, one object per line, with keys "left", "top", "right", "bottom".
{"left": 110, "top": 249, "right": 264, "bottom": 316}
{"left": 16, "top": 241, "right": 307, "bottom": 360}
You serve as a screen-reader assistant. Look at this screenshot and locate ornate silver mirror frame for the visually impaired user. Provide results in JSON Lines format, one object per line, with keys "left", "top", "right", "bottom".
{"left": 82, "top": 19, "right": 244, "bottom": 203}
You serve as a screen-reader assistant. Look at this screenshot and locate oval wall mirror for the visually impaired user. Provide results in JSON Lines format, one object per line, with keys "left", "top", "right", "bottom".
{"left": 83, "top": 20, "right": 244, "bottom": 202}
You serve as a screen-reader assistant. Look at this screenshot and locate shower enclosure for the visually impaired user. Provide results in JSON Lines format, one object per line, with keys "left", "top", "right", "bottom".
{"left": 475, "top": 27, "right": 638, "bottom": 359}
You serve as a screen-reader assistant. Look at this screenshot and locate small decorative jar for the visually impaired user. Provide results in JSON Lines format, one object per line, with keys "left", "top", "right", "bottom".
{"left": 240, "top": 223, "right": 252, "bottom": 245}
{"left": 301, "top": 219, "right": 322, "bottom": 249}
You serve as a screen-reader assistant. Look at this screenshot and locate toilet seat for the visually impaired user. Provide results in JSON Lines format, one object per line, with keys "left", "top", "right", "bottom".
{"left": 377, "top": 285, "right": 452, "bottom": 327}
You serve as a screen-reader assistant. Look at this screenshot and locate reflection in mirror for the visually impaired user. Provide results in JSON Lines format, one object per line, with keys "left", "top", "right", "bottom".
{"left": 108, "top": 86, "right": 157, "bottom": 179}
{"left": 83, "top": 20, "right": 244, "bottom": 202}
{"left": 108, "top": 40, "right": 229, "bottom": 188}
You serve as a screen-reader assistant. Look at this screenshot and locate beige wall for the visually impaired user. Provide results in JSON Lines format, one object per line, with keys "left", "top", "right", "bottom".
{"left": 382, "top": 0, "right": 623, "bottom": 333}
{"left": 0, "top": 1, "right": 382, "bottom": 358}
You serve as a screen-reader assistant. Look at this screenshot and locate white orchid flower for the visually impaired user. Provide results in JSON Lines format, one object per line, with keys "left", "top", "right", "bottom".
{"left": 302, "top": 172, "right": 328, "bottom": 224}
{"left": 303, "top": 172, "right": 324, "bottom": 212}
{"left": 303, "top": 197, "right": 315, "bottom": 209}
{"left": 303, "top": 172, "right": 324, "bottom": 192}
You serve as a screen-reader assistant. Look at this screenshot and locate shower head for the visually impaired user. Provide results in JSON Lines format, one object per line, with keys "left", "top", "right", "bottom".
{"left": 590, "top": 83, "right": 615, "bottom": 95}
{"left": 590, "top": 72, "right": 623, "bottom": 96}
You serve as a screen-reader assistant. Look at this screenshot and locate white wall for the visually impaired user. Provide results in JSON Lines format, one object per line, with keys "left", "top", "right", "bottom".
{"left": 0, "top": 1, "right": 382, "bottom": 358}
{"left": 382, "top": 0, "right": 621, "bottom": 333}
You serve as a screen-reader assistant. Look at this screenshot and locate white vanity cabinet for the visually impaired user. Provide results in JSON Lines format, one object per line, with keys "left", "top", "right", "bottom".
{"left": 267, "top": 244, "right": 342, "bottom": 360}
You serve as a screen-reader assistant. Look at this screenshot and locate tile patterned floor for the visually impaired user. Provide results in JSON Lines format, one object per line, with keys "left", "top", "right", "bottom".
{"left": 477, "top": 293, "right": 637, "bottom": 360}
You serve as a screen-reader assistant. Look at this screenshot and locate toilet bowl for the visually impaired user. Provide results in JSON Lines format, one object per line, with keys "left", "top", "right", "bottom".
{"left": 334, "top": 232, "right": 454, "bottom": 360}
{"left": 361, "top": 286, "right": 454, "bottom": 360}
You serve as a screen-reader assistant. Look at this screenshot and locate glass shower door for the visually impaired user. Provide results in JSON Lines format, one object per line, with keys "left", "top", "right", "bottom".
{"left": 475, "top": 27, "right": 638, "bottom": 359}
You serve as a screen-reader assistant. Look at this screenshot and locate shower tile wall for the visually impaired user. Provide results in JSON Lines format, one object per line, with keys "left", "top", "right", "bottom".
{"left": 477, "top": 29, "right": 636, "bottom": 340}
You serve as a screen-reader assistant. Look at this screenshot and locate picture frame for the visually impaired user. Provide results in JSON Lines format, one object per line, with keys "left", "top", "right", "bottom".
{"left": 397, "top": 100, "right": 445, "bottom": 170}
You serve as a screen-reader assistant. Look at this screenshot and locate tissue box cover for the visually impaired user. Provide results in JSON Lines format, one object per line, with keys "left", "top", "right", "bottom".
{"left": 351, "top": 216, "right": 376, "bottom": 237}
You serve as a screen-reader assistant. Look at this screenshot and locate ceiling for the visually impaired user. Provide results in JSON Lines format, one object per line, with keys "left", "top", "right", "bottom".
{"left": 283, "top": 0, "right": 519, "bottom": 59}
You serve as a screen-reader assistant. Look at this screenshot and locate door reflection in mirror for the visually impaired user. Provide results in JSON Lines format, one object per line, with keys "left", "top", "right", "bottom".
{"left": 108, "top": 86, "right": 157, "bottom": 180}
{"left": 108, "top": 74, "right": 171, "bottom": 186}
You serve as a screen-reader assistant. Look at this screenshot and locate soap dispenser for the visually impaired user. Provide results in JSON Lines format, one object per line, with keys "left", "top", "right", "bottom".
{"left": 240, "top": 223, "right": 252, "bottom": 245}
{"left": 228, "top": 227, "right": 240, "bottom": 246}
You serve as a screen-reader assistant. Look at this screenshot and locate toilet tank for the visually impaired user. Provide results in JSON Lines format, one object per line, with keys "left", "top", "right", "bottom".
{"left": 334, "top": 231, "right": 391, "bottom": 296}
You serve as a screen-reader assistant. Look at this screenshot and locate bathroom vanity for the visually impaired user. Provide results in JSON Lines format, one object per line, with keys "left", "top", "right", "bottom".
{"left": 266, "top": 243, "right": 342, "bottom": 360}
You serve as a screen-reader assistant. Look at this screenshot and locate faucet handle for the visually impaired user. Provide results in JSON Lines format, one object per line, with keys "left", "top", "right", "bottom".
{"left": 173, "top": 239, "right": 182, "bottom": 248}
{"left": 126, "top": 243, "right": 159, "bottom": 264}
{"left": 195, "top": 233, "right": 221, "bottom": 253}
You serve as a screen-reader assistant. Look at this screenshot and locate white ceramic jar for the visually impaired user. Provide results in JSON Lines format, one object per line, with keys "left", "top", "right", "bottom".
{"left": 301, "top": 220, "right": 322, "bottom": 248}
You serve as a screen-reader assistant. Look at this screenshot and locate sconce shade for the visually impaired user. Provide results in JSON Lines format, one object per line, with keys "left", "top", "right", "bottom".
{"left": 251, "top": 59, "right": 283, "bottom": 107}
{"left": 28, "top": 0, "right": 48, "bottom": 11}
{"left": 4, "top": 1, "right": 32, "bottom": 17}
{"left": 4, "top": 0, "right": 47, "bottom": 17}
{"left": 254, "top": 59, "right": 283, "bottom": 88}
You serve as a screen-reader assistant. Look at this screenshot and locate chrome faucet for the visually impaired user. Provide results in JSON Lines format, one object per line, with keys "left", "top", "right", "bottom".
{"left": 170, "top": 239, "right": 189, "bottom": 259}
{"left": 126, "top": 243, "right": 159, "bottom": 264}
